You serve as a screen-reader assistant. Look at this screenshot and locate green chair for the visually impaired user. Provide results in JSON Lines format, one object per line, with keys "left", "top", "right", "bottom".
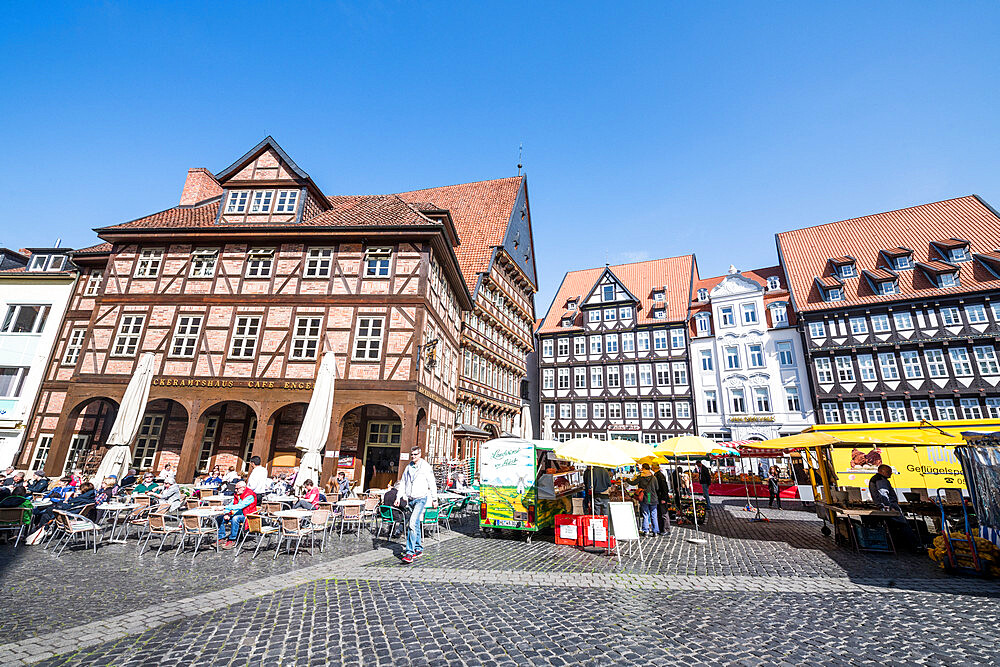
{"left": 421, "top": 506, "right": 441, "bottom": 541}
{"left": 439, "top": 501, "right": 457, "bottom": 531}
{"left": 375, "top": 505, "right": 405, "bottom": 541}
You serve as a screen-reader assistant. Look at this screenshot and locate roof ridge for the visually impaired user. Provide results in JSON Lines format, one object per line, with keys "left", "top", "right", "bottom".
{"left": 393, "top": 175, "right": 523, "bottom": 196}
{"left": 776, "top": 194, "right": 980, "bottom": 237}
{"left": 561, "top": 254, "right": 695, "bottom": 277}
{"left": 96, "top": 198, "right": 218, "bottom": 232}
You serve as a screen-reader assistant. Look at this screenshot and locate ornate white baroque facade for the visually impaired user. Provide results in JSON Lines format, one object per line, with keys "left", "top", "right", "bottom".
{"left": 690, "top": 266, "right": 815, "bottom": 442}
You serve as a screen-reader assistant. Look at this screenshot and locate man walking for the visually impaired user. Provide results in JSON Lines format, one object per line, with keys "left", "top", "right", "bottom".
{"left": 697, "top": 461, "right": 712, "bottom": 510}
{"left": 246, "top": 455, "right": 269, "bottom": 502}
{"left": 399, "top": 447, "right": 437, "bottom": 564}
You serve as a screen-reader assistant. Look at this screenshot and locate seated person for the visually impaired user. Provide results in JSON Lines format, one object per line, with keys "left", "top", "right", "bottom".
{"left": 150, "top": 479, "right": 183, "bottom": 512}
{"left": 269, "top": 474, "right": 292, "bottom": 496}
{"left": 34, "top": 482, "right": 97, "bottom": 524}
{"left": 0, "top": 484, "right": 30, "bottom": 507}
{"left": 133, "top": 473, "right": 159, "bottom": 494}
{"left": 222, "top": 466, "right": 240, "bottom": 483}
{"left": 3, "top": 471, "right": 25, "bottom": 490}
{"left": 69, "top": 469, "right": 82, "bottom": 487}
{"left": 292, "top": 479, "right": 321, "bottom": 510}
{"left": 27, "top": 471, "right": 50, "bottom": 494}
{"left": 204, "top": 466, "right": 224, "bottom": 486}
{"left": 119, "top": 468, "right": 138, "bottom": 489}
{"left": 44, "top": 476, "right": 76, "bottom": 501}
{"left": 215, "top": 480, "right": 257, "bottom": 549}
{"left": 1, "top": 466, "right": 15, "bottom": 486}
{"left": 336, "top": 471, "right": 352, "bottom": 498}
{"left": 94, "top": 476, "right": 120, "bottom": 505}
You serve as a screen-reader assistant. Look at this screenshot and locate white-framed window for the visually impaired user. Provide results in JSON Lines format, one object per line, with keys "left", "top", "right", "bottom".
{"left": 643, "top": 434, "right": 658, "bottom": 445}
{"left": 364, "top": 247, "right": 392, "bottom": 277}
{"left": 84, "top": 271, "right": 103, "bottom": 296}
{"left": 960, "top": 398, "right": 983, "bottom": 419}
{"left": 725, "top": 345, "right": 740, "bottom": 370}
{"left": 731, "top": 388, "right": 746, "bottom": 413}
{"left": 62, "top": 329, "right": 86, "bottom": 365}
{"left": 844, "top": 402, "right": 863, "bottom": 423}
{"left": 134, "top": 415, "right": 163, "bottom": 470}
{"left": 637, "top": 332, "right": 650, "bottom": 352}
{"left": 291, "top": 316, "right": 323, "bottom": 360}
{"left": 604, "top": 308, "right": 617, "bottom": 321}
{"left": 274, "top": 190, "right": 300, "bottom": 213}
{"left": 1, "top": 304, "right": 49, "bottom": 333}
{"left": 305, "top": 248, "right": 333, "bottom": 278}
{"left": 825, "top": 287, "right": 844, "bottom": 302}
{"left": 558, "top": 368, "right": 570, "bottom": 389}
{"left": 949, "top": 348, "right": 972, "bottom": 376}
{"left": 672, "top": 363, "right": 688, "bottom": 386}
{"left": 619, "top": 306, "right": 633, "bottom": 319}
{"left": 986, "top": 398, "right": 1000, "bottom": 418}
{"left": 589, "top": 336, "right": 602, "bottom": 354}
{"left": 849, "top": 317, "right": 868, "bottom": 335}
{"left": 542, "top": 369, "right": 554, "bottom": 390}
{"left": 602, "top": 285, "right": 615, "bottom": 301}
{"left": 704, "top": 391, "right": 718, "bottom": 414}
{"left": 754, "top": 387, "right": 771, "bottom": 412}
{"left": 623, "top": 365, "right": 637, "bottom": 387}
{"left": 935, "top": 399, "right": 957, "bottom": 420}
{"left": 992, "top": 302, "right": 1000, "bottom": 321}
{"left": 246, "top": 248, "right": 274, "bottom": 278}
{"left": 28, "top": 254, "right": 67, "bottom": 271}
{"left": 699, "top": 349, "right": 713, "bottom": 371}
{"left": 605, "top": 334, "right": 619, "bottom": 353}
{"left": 966, "top": 304, "right": 988, "bottom": 324}
{"left": 836, "top": 263, "right": 856, "bottom": 279}
{"left": 250, "top": 190, "right": 274, "bottom": 214}
{"left": 836, "top": 356, "right": 855, "bottom": 383}
{"left": 871, "top": 314, "right": 890, "bottom": 332}
{"left": 0, "top": 367, "right": 28, "bottom": 398}
{"left": 608, "top": 403, "right": 622, "bottom": 419}
{"left": 767, "top": 276, "right": 780, "bottom": 290}
{"left": 893, "top": 312, "right": 913, "bottom": 330}
{"left": 653, "top": 330, "right": 668, "bottom": 351}
{"left": 892, "top": 254, "right": 912, "bottom": 270}
{"left": 887, "top": 400, "right": 907, "bottom": 422}
{"left": 230, "top": 316, "right": 262, "bottom": 359}
{"left": 676, "top": 401, "right": 691, "bottom": 418}
{"left": 670, "top": 328, "right": 685, "bottom": 349}
{"left": 622, "top": 333, "right": 635, "bottom": 352}
{"left": 695, "top": 313, "right": 712, "bottom": 335}
{"left": 170, "top": 315, "right": 202, "bottom": 357}
{"left": 659, "top": 401, "right": 674, "bottom": 418}
{"left": 785, "top": 387, "right": 801, "bottom": 412}
{"left": 189, "top": 249, "right": 218, "bottom": 278}
{"left": 573, "top": 337, "right": 585, "bottom": 355}
{"left": 911, "top": 400, "right": 931, "bottom": 420}
{"left": 558, "top": 338, "right": 570, "bottom": 356}
{"left": 857, "top": 354, "right": 877, "bottom": 381}
{"left": 588, "top": 310, "right": 601, "bottom": 323}
{"left": 134, "top": 249, "right": 163, "bottom": 278}
{"left": 606, "top": 366, "right": 620, "bottom": 388}
{"left": 937, "top": 272, "right": 959, "bottom": 288}
{"left": 877, "top": 281, "right": 897, "bottom": 296}
{"left": 878, "top": 352, "right": 900, "bottom": 380}
{"left": 776, "top": 341, "right": 794, "bottom": 366}
{"left": 949, "top": 246, "right": 970, "bottom": 262}
{"left": 720, "top": 306, "right": 736, "bottom": 327}
{"left": 769, "top": 304, "right": 788, "bottom": 326}
{"left": 815, "top": 357, "right": 833, "bottom": 383}
{"left": 575, "top": 403, "right": 588, "bottom": 421}
{"left": 940, "top": 307, "right": 962, "bottom": 326}
{"left": 741, "top": 303, "right": 758, "bottom": 325}
{"left": 30, "top": 434, "right": 53, "bottom": 471}
{"left": 112, "top": 315, "right": 145, "bottom": 356}
{"left": 574, "top": 367, "right": 587, "bottom": 389}
{"left": 542, "top": 339, "right": 554, "bottom": 357}
{"left": 974, "top": 346, "right": 999, "bottom": 375}
{"left": 624, "top": 403, "right": 639, "bottom": 419}
{"left": 897, "top": 350, "right": 922, "bottom": 379}
{"left": 655, "top": 363, "right": 670, "bottom": 385}
{"left": 653, "top": 290, "right": 665, "bottom": 302}
{"left": 639, "top": 364, "right": 653, "bottom": 386}
{"left": 865, "top": 402, "right": 885, "bottom": 422}
{"left": 592, "top": 403, "right": 606, "bottom": 419}
{"left": 225, "top": 190, "right": 249, "bottom": 214}
{"left": 808, "top": 321, "right": 825, "bottom": 338}
{"left": 197, "top": 417, "right": 219, "bottom": 472}
{"left": 822, "top": 403, "right": 841, "bottom": 423}
{"left": 748, "top": 344, "right": 764, "bottom": 368}
{"left": 590, "top": 367, "right": 603, "bottom": 388}
{"left": 697, "top": 288, "right": 709, "bottom": 301}
{"left": 641, "top": 402, "right": 655, "bottom": 419}
{"left": 921, "top": 349, "right": 945, "bottom": 378}
{"left": 63, "top": 434, "right": 90, "bottom": 474}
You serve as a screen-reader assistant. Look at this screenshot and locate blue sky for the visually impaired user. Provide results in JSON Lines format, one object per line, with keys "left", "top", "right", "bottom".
{"left": 2, "top": 2, "right": 999, "bottom": 314}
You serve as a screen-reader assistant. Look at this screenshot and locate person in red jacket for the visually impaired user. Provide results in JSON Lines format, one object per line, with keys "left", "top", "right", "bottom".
{"left": 215, "top": 480, "right": 257, "bottom": 549}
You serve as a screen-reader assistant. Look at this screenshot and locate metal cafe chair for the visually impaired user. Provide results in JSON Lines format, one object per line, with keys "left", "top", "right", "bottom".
{"left": 137, "top": 513, "right": 182, "bottom": 557}
{"left": 234, "top": 513, "right": 278, "bottom": 560}
{"left": 374, "top": 505, "right": 406, "bottom": 542}
{"left": 179, "top": 514, "right": 218, "bottom": 562}
{"left": 273, "top": 515, "right": 313, "bottom": 561}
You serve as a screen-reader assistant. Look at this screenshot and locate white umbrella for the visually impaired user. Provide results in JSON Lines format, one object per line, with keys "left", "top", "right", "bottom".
{"left": 518, "top": 403, "right": 532, "bottom": 439}
{"left": 294, "top": 352, "right": 337, "bottom": 490}
{"left": 94, "top": 352, "right": 156, "bottom": 481}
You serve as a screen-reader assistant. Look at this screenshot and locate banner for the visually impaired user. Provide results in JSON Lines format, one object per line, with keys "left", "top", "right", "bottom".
{"left": 831, "top": 445, "right": 966, "bottom": 490}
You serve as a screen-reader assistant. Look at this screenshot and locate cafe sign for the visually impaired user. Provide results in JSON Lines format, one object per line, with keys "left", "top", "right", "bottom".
{"left": 152, "top": 377, "right": 314, "bottom": 390}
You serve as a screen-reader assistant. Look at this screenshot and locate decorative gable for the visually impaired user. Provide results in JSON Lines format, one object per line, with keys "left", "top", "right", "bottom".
{"left": 582, "top": 268, "right": 637, "bottom": 306}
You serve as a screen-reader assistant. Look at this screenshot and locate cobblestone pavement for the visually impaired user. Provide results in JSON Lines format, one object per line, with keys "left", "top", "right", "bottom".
{"left": 3, "top": 501, "right": 999, "bottom": 666}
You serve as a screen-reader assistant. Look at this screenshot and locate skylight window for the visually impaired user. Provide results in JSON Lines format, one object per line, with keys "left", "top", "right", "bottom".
{"left": 27, "top": 254, "right": 67, "bottom": 272}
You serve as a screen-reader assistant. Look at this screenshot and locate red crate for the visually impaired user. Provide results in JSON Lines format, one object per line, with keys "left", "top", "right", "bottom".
{"left": 579, "top": 515, "right": 615, "bottom": 549}
{"left": 554, "top": 514, "right": 581, "bottom": 545}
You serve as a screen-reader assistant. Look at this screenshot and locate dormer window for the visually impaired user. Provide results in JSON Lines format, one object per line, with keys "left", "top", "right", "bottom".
{"left": 561, "top": 317, "right": 574, "bottom": 328}
{"left": 697, "top": 288, "right": 709, "bottom": 301}
{"left": 836, "top": 263, "right": 856, "bottom": 279}
{"left": 250, "top": 190, "right": 273, "bottom": 213}
{"left": 27, "top": 254, "right": 67, "bottom": 272}
{"left": 892, "top": 255, "right": 912, "bottom": 270}
{"left": 949, "top": 247, "right": 970, "bottom": 262}
{"left": 766, "top": 276, "right": 780, "bottom": 291}
{"left": 938, "top": 272, "right": 959, "bottom": 288}
{"left": 653, "top": 309, "right": 665, "bottom": 319}
{"left": 653, "top": 290, "right": 665, "bottom": 302}
{"left": 566, "top": 298, "right": 578, "bottom": 311}
{"left": 769, "top": 303, "right": 788, "bottom": 326}
{"left": 877, "top": 280, "right": 898, "bottom": 295}
{"left": 694, "top": 312, "right": 712, "bottom": 335}
{"left": 274, "top": 190, "right": 299, "bottom": 213}
{"left": 825, "top": 287, "right": 844, "bottom": 302}
{"left": 225, "top": 190, "right": 249, "bottom": 214}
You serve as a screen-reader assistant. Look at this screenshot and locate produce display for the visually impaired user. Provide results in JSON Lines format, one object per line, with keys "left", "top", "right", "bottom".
{"left": 927, "top": 532, "right": 1000, "bottom": 577}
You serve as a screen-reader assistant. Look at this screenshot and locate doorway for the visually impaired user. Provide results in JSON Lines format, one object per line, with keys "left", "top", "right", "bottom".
{"left": 363, "top": 420, "right": 401, "bottom": 489}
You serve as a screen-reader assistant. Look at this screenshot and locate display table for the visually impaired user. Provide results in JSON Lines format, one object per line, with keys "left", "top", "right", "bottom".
{"left": 693, "top": 482, "right": 799, "bottom": 499}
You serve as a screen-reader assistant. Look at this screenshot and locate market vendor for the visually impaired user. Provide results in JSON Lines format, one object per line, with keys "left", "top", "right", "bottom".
{"left": 587, "top": 466, "right": 611, "bottom": 516}
{"left": 868, "top": 465, "right": 921, "bottom": 551}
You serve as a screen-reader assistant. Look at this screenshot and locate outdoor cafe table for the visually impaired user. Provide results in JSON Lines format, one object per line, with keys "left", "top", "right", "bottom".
{"left": 436, "top": 492, "right": 464, "bottom": 502}
{"left": 200, "top": 494, "right": 231, "bottom": 503}
{"left": 265, "top": 495, "right": 297, "bottom": 504}
{"left": 335, "top": 498, "right": 365, "bottom": 507}
{"left": 97, "top": 502, "right": 137, "bottom": 543}
{"left": 274, "top": 508, "right": 312, "bottom": 519}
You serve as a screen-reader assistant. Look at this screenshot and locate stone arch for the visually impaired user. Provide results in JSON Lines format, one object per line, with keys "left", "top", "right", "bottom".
{"left": 133, "top": 398, "right": 189, "bottom": 474}
{"left": 339, "top": 404, "right": 404, "bottom": 491}
{"left": 193, "top": 400, "right": 260, "bottom": 475}
{"left": 263, "top": 401, "right": 311, "bottom": 475}
{"left": 51, "top": 396, "right": 121, "bottom": 476}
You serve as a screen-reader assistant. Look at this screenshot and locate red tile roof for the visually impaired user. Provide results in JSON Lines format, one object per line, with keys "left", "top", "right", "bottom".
{"left": 74, "top": 242, "right": 113, "bottom": 254}
{"left": 688, "top": 266, "right": 796, "bottom": 330}
{"left": 862, "top": 268, "right": 897, "bottom": 282}
{"left": 538, "top": 255, "right": 694, "bottom": 334}
{"left": 815, "top": 275, "right": 843, "bottom": 289}
{"left": 916, "top": 260, "right": 957, "bottom": 274}
{"left": 777, "top": 195, "right": 1000, "bottom": 312}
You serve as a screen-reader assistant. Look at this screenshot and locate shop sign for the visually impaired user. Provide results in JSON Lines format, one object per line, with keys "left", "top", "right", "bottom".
{"left": 608, "top": 423, "right": 641, "bottom": 431}
{"left": 728, "top": 416, "right": 775, "bottom": 423}
{"left": 152, "top": 377, "right": 314, "bottom": 390}
{"left": 831, "top": 445, "right": 966, "bottom": 490}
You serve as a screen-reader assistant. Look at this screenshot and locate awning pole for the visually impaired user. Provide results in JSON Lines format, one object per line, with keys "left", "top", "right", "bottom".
{"left": 805, "top": 448, "right": 819, "bottom": 503}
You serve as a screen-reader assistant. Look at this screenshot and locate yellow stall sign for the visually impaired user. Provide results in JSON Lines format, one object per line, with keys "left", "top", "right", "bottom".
{"left": 831, "top": 445, "right": 966, "bottom": 490}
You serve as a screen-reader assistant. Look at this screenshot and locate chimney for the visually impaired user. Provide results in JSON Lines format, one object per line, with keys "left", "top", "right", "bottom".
{"left": 179, "top": 168, "right": 223, "bottom": 206}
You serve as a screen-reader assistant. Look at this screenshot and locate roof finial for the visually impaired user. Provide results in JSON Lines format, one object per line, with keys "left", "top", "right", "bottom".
{"left": 517, "top": 143, "right": 523, "bottom": 176}
{"left": 728, "top": 264, "right": 738, "bottom": 274}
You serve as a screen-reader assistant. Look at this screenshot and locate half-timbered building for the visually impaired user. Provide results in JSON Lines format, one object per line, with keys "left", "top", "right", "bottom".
{"left": 777, "top": 195, "right": 1000, "bottom": 425}
{"left": 537, "top": 256, "right": 697, "bottom": 443}
{"left": 20, "top": 137, "right": 483, "bottom": 488}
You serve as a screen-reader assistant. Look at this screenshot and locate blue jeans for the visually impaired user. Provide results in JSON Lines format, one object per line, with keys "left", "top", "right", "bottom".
{"left": 406, "top": 497, "right": 428, "bottom": 555}
{"left": 215, "top": 513, "right": 245, "bottom": 540}
{"left": 701, "top": 484, "right": 712, "bottom": 508}
{"left": 640, "top": 502, "right": 659, "bottom": 534}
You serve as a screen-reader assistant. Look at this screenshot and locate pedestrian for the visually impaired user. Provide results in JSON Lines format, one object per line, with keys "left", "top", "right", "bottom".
{"left": 767, "top": 465, "right": 782, "bottom": 509}
{"left": 399, "top": 447, "right": 437, "bottom": 564}
{"left": 159, "top": 463, "right": 176, "bottom": 485}
{"left": 697, "top": 461, "right": 712, "bottom": 509}
{"left": 589, "top": 465, "right": 612, "bottom": 516}
{"left": 652, "top": 463, "right": 671, "bottom": 534}
{"left": 628, "top": 464, "right": 659, "bottom": 537}
{"left": 246, "top": 456, "right": 269, "bottom": 501}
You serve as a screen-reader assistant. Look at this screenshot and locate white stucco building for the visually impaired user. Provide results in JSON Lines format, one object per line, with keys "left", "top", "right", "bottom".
{"left": 0, "top": 247, "right": 77, "bottom": 469}
{"left": 689, "top": 265, "right": 815, "bottom": 444}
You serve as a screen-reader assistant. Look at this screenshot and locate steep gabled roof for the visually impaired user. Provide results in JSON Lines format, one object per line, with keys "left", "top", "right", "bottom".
{"left": 215, "top": 135, "right": 311, "bottom": 183}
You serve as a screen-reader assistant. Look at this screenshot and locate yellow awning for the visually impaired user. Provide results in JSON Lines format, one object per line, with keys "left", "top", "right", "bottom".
{"left": 749, "top": 429, "right": 958, "bottom": 450}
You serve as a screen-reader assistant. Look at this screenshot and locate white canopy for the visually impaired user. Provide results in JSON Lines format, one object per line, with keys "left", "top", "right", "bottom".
{"left": 294, "top": 352, "right": 337, "bottom": 489}
{"left": 93, "top": 352, "right": 156, "bottom": 481}
{"left": 518, "top": 403, "right": 532, "bottom": 440}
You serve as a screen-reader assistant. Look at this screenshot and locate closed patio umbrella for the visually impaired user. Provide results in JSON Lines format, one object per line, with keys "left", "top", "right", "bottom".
{"left": 93, "top": 352, "right": 156, "bottom": 482}
{"left": 294, "top": 352, "right": 337, "bottom": 490}
{"left": 542, "top": 416, "right": 553, "bottom": 442}
{"left": 518, "top": 403, "right": 532, "bottom": 440}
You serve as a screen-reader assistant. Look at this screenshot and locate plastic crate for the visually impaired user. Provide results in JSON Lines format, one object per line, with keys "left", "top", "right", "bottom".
{"left": 579, "top": 515, "right": 616, "bottom": 549}
{"left": 555, "top": 514, "right": 581, "bottom": 546}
